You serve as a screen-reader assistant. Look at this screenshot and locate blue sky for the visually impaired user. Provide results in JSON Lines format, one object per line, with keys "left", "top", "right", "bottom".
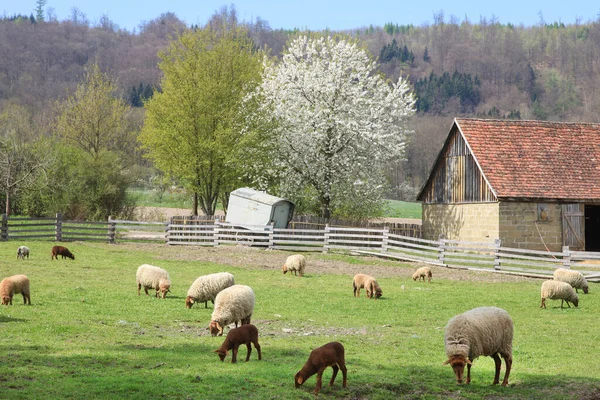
{"left": 3, "top": 1, "right": 599, "bottom": 32}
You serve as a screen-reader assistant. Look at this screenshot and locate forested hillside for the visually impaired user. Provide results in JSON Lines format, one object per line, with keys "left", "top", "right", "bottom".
{"left": 1, "top": 8, "right": 599, "bottom": 205}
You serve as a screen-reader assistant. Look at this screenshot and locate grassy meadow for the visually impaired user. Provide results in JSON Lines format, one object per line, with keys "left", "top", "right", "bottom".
{"left": 0, "top": 241, "right": 599, "bottom": 399}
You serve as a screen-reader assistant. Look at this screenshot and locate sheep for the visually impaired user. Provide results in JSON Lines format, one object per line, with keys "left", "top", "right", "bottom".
{"left": 553, "top": 268, "right": 589, "bottom": 294}
{"left": 136, "top": 264, "right": 171, "bottom": 299}
{"left": 352, "top": 273, "right": 382, "bottom": 299}
{"left": 443, "top": 306, "right": 513, "bottom": 386}
{"left": 412, "top": 266, "right": 432, "bottom": 283}
{"left": 51, "top": 245, "right": 75, "bottom": 260}
{"left": 17, "top": 245, "right": 30, "bottom": 260}
{"left": 282, "top": 254, "right": 306, "bottom": 277}
{"left": 185, "top": 272, "right": 235, "bottom": 309}
{"left": 0, "top": 274, "right": 31, "bottom": 305}
{"left": 540, "top": 280, "right": 579, "bottom": 309}
{"left": 213, "top": 324, "right": 262, "bottom": 363}
{"left": 294, "top": 341, "right": 347, "bottom": 395}
{"left": 208, "top": 284, "right": 255, "bottom": 337}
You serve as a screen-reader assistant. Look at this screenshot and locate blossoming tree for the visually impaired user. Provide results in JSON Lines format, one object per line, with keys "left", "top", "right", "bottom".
{"left": 257, "top": 35, "right": 415, "bottom": 219}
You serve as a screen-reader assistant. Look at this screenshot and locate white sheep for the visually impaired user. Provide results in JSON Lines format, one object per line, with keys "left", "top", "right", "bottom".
{"left": 444, "top": 306, "right": 513, "bottom": 386}
{"left": 209, "top": 284, "right": 255, "bottom": 336}
{"left": 136, "top": 264, "right": 171, "bottom": 299}
{"left": 185, "top": 272, "right": 235, "bottom": 309}
{"left": 553, "top": 268, "right": 589, "bottom": 294}
{"left": 412, "top": 266, "right": 432, "bottom": 283}
{"left": 282, "top": 254, "right": 306, "bottom": 277}
{"left": 17, "top": 245, "right": 30, "bottom": 260}
{"left": 540, "top": 280, "right": 579, "bottom": 308}
{"left": 0, "top": 274, "right": 31, "bottom": 305}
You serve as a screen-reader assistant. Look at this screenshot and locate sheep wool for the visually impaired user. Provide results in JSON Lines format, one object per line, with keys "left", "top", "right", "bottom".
{"left": 186, "top": 272, "right": 235, "bottom": 308}
{"left": 136, "top": 264, "right": 171, "bottom": 299}
{"left": 412, "top": 266, "right": 432, "bottom": 283}
{"left": 540, "top": 280, "right": 579, "bottom": 308}
{"left": 282, "top": 254, "right": 306, "bottom": 277}
{"left": 209, "top": 284, "right": 255, "bottom": 336}
{"left": 0, "top": 274, "right": 31, "bottom": 305}
{"left": 17, "top": 245, "right": 30, "bottom": 260}
{"left": 553, "top": 268, "right": 589, "bottom": 294}
{"left": 444, "top": 307, "right": 513, "bottom": 386}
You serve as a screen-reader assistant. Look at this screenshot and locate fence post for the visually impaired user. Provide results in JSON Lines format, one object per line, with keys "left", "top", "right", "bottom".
{"left": 55, "top": 212, "right": 63, "bottom": 242}
{"left": 493, "top": 239, "right": 502, "bottom": 270}
{"left": 165, "top": 219, "right": 171, "bottom": 244}
{"left": 108, "top": 216, "right": 116, "bottom": 243}
{"left": 381, "top": 226, "right": 389, "bottom": 253}
{"left": 562, "top": 246, "right": 571, "bottom": 269}
{"left": 323, "top": 224, "right": 330, "bottom": 254}
{"left": 268, "top": 223, "right": 274, "bottom": 250}
{"left": 437, "top": 236, "right": 446, "bottom": 265}
{"left": 213, "top": 218, "right": 220, "bottom": 247}
{"left": 1, "top": 213, "right": 7, "bottom": 241}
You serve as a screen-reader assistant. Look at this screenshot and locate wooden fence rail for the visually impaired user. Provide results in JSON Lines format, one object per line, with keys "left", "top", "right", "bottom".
{"left": 2, "top": 214, "right": 600, "bottom": 281}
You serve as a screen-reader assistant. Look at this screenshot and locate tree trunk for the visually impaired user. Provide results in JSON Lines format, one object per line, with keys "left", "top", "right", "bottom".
{"left": 193, "top": 192, "right": 199, "bottom": 216}
{"left": 4, "top": 189, "right": 9, "bottom": 216}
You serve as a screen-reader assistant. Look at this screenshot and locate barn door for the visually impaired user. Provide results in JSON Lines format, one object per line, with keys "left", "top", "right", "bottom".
{"left": 562, "top": 204, "right": 585, "bottom": 250}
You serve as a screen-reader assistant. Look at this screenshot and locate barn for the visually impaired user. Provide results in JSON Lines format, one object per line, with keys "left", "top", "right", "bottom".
{"left": 417, "top": 118, "right": 600, "bottom": 252}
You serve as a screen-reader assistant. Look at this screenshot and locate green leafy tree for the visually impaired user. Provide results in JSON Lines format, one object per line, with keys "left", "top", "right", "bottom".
{"left": 35, "top": 0, "right": 46, "bottom": 22}
{"left": 139, "top": 26, "right": 265, "bottom": 216}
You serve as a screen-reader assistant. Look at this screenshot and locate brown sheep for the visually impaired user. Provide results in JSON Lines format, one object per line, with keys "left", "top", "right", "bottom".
{"left": 295, "top": 341, "right": 347, "bottom": 395}
{"left": 352, "top": 273, "right": 382, "bottom": 299}
{"left": 412, "top": 266, "right": 432, "bottom": 283}
{"left": 214, "top": 324, "right": 262, "bottom": 363}
{"left": 0, "top": 274, "right": 31, "bottom": 305}
{"left": 51, "top": 245, "right": 75, "bottom": 260}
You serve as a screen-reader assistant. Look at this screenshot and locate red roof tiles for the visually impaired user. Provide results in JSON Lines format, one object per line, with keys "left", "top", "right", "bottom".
{"left": 455, "top": 118, "right": 600, "bottom": 201}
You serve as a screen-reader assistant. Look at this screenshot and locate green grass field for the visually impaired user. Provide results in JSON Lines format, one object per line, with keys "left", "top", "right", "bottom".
{"left": 1, "top": 241, "right": 598, "bottom": 399}
{"left": 383, "top": 199, "right": 422, "bottom": 219}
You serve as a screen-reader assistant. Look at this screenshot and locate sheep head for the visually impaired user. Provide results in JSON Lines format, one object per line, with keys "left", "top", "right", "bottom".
{"left": 2, "top": 296, "right": 11, "bottom": 305}
{"left": 209, "top": 320, "right": 223, "bottom": 336}
{"left": 282, "top": 265, "right": 288, "bottom": 274}
{"left": 185, "top": 296, "right": 195, "bottom": 308}
{"left": 443, "top": 354, "right": 472, "bottom": 384}
{"left": 214, "top": 348, "right": 227, "bottom": 361}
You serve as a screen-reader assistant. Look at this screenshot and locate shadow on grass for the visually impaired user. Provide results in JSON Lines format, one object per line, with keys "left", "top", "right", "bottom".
{"left": 0, "top": 315, "right": 27, "bottom": 323}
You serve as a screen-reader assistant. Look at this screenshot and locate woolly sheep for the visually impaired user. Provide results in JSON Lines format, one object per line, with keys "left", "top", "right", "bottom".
{"left": 17, "top": 246, "right": 30, "bottom": 260}
{"left": 136, "top": 264, "right": 171, "bottom": 299}
{"left": 0, "top": 274, "right": 31, "bottom": 305}
{"left": 185, "top": 272, "right": 235, "bottom": 309}
{"left": 352, "top": 273, "right": 382, "bottom": 299}
{"left": 553, "top": 268, "right": 589, "bottom": 294}
{"left": 209, "top": 284, "right": 255, "bottom": 336}
{"left": 540, "top": 280, "right": 579, "bottom": 309}
{"left": 282, "top": 254, "right": 306, "bottom": 277}
{"left": 412, "top": 266, "right": 432, "bottom": 283}
{"left": 444, "top": 306, "right": 513, "bottom": 386}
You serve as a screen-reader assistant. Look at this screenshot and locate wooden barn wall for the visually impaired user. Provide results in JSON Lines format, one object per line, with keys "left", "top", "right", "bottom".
{"left": 422, "top": 128, "right": 497, "bottom": 204}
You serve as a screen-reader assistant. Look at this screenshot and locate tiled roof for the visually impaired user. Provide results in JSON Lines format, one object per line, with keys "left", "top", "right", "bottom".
{"left": 456, "top": 118, "right": 600, "bottom": 200}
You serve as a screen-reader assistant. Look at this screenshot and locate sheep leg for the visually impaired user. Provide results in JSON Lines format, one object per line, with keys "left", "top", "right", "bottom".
{"left": 23, "top": 293, "right": 30, "bottom": 305}
{"left": 137, "top": 283, "right": 141, "bottom": 296}
{"left": 491, "top": 353, "right": 502, "bottom": 385}
{"left": 254, "top": 340, "right": 262, "bottom": 360}
{"left": 501, "top": 354, "right": 512, "bottom": 386}
{"left": 330, "top": 365, "right": 339, "bottom": 386}
{"left": 314, "top": 368, "right": 326, "bottom": 395}
{"left": 540, "top": 298, "right": 546, "bottom": 308}
{"left": 245, "top": 343, "right": 252, "bottom": 362}
{"left": 231, "top": 345, "right": 239, "bottom": 363}
{"left": 340, "top": 361, "right": 347, "bottom": 388}
{"left": 353, "top": 284, "right": 359, "bottom": 297}
{"left": 465, "top": 362, "right": 471, "bottom": 384}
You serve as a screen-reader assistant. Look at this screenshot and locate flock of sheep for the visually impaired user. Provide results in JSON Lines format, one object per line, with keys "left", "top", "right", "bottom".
{"left": 3, "top": 245, "right": 592, "bottom": 395}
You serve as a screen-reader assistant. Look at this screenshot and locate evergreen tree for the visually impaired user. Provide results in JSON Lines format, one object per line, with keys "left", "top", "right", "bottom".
{"left": 35, "top": 0, "right": 47, "bottom": 22}
{"left": 423, "top": 47, "right": 431, "bottom": 63}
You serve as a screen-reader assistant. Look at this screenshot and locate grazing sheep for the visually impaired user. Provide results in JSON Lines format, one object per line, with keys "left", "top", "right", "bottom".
{"left": 51, "top": 245, "right": 75, "bottom": 260}
{"left": 0, "top": 274, "right": 31, "bottom": 305}
{"left": 17, "top": 246, "right": 30, "bottom": 260}
{"left": 214, "top": 324, "right": 262, "bottom": 363}
{"left": 444, "top": 306, "right": 513, "bottom": 386}
{"left": 209, "top": 284, "right": 255, "bottom": 336}
{"left": 352, "top": 273, "right": 382, "bottom": 299}
{"left": 540, "top": 280, "right": 579, "bottom": 309}
{"left": 282, "top": 254, "right": 306, "bottom": 277}
{"left": 553, "top": 268, "right": 589, "bottom": 294}
{"left": 294, "top": 341, "right": 347, "bottom": 395}
{"left": 412, "top": 266, "right": 432, "bottom": 283}
{"left": 136, "top": 264, "right": 171, "bottom": 299}
{"left": 185, "top": 272, "right": 235, "bottom": 309}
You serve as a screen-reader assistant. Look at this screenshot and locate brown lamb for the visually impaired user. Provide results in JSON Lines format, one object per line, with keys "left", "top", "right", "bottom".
{"left": 294, "top": 341, "right": 348, "bottom": 395}
{"left": 214, "top": 324, "right": 262, "bottom": 363}
{"left": 0, "top": 274, "right": 31, "bottom": 305}
{"left": 352, "top": 273, "right": 382, "bottom": 299}
{"left": 51, "top": 245, "right": 75, "bottom": 260}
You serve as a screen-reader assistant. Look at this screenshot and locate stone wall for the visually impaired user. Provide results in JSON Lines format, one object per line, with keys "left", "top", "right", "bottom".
{"left": 422, "top": 203, "right": 499, "bottom": 243}
{"left": 498, "top": 202, "right": 563, "bottom": 251}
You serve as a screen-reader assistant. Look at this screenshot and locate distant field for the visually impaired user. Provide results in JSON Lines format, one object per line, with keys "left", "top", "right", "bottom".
{"left": 129, "top": 189, "right": 422, "bottom": 220}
